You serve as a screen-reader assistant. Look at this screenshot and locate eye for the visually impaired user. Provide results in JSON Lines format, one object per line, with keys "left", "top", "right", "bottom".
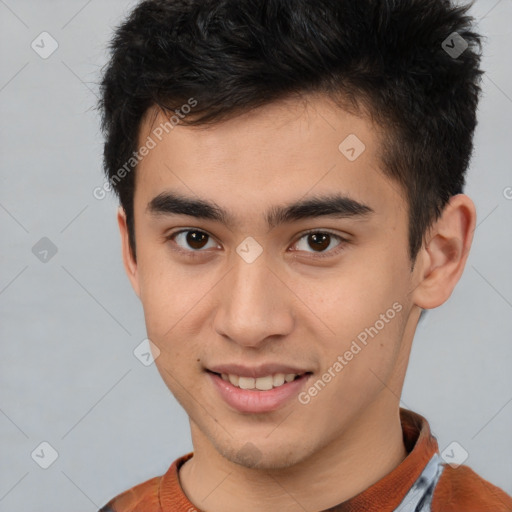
{"left": 166, "top": 228, "right": 348, "bottom": 259}
{"left": 167, "top": 229, "right": 219, "bottom": 254}
{"left": 291, "top": 230, "right": 348, "bottom": 258}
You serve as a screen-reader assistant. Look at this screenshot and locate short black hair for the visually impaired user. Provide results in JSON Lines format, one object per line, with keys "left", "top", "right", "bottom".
{"left": 98, "top": 0, "right": 483, "bottom": 268}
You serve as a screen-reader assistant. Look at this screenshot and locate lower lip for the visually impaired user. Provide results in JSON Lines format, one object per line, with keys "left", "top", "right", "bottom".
{"left": 207, "top": 371, "right": 312, "bottom": 413}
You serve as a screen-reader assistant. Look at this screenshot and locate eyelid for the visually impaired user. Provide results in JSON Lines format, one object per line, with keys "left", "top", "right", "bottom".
{"left": 166, "top": 228, "right": 221, "bottom": 256}
{"left": 290, "top": 228, "right": 349, "bottom": 258}
{"left": 165, "top": 227, "right": 349, "bottom": 258}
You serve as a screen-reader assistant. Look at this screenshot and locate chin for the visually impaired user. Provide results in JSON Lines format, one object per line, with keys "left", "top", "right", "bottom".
{"left": 218, "top": 438, "right": 311, "bottom": 471}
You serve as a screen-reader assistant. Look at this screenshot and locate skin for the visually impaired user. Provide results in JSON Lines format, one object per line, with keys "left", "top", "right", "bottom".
{"left": 117, "top": 93, "right": 476, "bottom": 512}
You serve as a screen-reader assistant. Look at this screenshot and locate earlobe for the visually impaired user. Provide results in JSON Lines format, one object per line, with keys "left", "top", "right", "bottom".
{"left": 117, "top": 207, "right": 141, "bottom": 298}
{"left": 412, "top": 194, "right": 476, "bottom": 310}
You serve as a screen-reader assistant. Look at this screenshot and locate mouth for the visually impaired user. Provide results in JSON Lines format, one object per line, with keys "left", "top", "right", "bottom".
{"left": 206, "top": 370, "right": 313, "bottom": 413}
{"left": 207, "top": 370, "right": 309, "bottom": 390}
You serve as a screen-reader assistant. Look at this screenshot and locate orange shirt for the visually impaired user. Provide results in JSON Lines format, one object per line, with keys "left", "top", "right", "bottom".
{"left": 99, "top": 409, "right": 512, "bottom": 512}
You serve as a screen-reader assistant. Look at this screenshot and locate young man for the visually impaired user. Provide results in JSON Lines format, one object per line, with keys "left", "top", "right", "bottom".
{"left": 97, "top": 0, "right": 512, "bottom": 510}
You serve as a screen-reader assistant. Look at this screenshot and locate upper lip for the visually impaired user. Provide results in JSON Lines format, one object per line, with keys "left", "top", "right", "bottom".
{"left": 207, "top": 363, "right": 311, "bottom": 379}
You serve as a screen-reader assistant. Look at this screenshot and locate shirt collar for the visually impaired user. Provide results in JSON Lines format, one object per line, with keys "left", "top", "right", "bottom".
{"left": 158, "top": 408, "right": 439, "bottom": 512}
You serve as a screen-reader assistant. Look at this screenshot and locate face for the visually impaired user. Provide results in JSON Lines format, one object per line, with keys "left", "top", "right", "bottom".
{"left": 120, "top": 94, "right": 422, "bottom": 469}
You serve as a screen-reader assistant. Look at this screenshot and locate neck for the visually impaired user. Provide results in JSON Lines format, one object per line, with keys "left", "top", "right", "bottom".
{"left": 179, "top": 401, "right": 407, "bottom": 512}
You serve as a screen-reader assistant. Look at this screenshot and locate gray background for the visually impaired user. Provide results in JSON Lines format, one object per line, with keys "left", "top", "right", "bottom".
{"left": 0, "top": 0, "right": 511, "bottom": 510}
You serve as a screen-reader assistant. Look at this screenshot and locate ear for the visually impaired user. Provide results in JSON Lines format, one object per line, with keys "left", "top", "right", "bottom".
{"left": 117, "top": 206, "right": 141, "bottom": 298}
{"left": 411, "top": 194, "right": 476, "bottom": 310}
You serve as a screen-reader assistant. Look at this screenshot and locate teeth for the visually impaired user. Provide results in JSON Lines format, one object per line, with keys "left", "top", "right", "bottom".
{"left": 238, "top": 377, "right": 255, "bottom": 389}
{"left": 218, "top": 372, "right": 304, "bottom": 390}
{"left": 255, "top": 375, "right": 273, "bottom": 390}
{"left": 273, "top": 373, "right": 285, "bottom": 386}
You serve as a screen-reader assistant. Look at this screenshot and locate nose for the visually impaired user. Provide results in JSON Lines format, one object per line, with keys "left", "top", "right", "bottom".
{"left": 213, "top": 252, "right": 295, "bottom": 348}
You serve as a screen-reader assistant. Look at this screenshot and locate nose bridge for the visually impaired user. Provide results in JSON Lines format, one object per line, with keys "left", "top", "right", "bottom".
{"left": 231, "top": 253, "right": 271, "bottom": 312}
{"left": 214, "top": 249, "right": 293, "bottom": 347}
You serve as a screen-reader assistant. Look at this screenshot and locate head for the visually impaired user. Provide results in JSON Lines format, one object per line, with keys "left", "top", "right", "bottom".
{"left": 98, "top": 0, "right": 482, "bottom": 469}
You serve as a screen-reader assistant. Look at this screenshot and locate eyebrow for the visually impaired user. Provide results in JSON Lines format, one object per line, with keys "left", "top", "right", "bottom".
{"left": 146, "top": 190, "right": 375, "bottom": 230}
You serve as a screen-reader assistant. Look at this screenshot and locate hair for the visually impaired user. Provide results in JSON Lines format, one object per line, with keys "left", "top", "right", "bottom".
{"left": 97, "top": 0, "right": 483, "bottom": 269}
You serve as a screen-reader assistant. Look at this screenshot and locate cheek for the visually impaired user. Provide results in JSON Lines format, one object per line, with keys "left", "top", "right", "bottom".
{"left": 136, "top": 243, "right": 190, "bottom": 332}
{"left": 296, "top": 303, "right": 406, "bottom": 424}
{"left": 292, "top": 255, "right": 406, "bottom": 341}
{"left": 136, "top": 247, "right": 216, "bottom": 364}
{"left": 291, "top": 248, "right": 409, "bottom": 391}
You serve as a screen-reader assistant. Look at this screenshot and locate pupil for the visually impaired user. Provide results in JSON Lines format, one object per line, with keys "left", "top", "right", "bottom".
{"left": 184, "top": 232, "right": 331, "bottom": 252}
{"left": 309, "top": 233, "right": 329, "bottom": 252}
{"left": 187, "top": 231, "right": 207, "bottom": 250}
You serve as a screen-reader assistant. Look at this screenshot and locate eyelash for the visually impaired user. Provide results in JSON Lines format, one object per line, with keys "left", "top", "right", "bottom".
{"left": 165, "top": 228, "right": 349, "bottom": 260}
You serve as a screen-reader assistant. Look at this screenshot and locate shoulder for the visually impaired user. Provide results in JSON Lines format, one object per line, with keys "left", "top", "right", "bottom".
{"left": 98, "top": 475, "right": 162, "bottom": 512}
{"left": 432, "top": 463, "right": 512, "bottom": 512}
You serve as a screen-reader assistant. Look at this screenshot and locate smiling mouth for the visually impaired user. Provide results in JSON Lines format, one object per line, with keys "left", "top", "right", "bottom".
{"left": 207, "top": 370, "right": 312, "bottom": 391}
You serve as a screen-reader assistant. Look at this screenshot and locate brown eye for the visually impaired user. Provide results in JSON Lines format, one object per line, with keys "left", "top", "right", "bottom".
{"left": 292, "top": 230, "right": 347, "bottom": 257}
{"left": 184, "top": 231, "right": 209, "bottom": 250}
{"left": 306, "top": 233, "right": 331, "bottom": 252}
{"left": 169, "top": 229, "right": 218, "bottom": 252}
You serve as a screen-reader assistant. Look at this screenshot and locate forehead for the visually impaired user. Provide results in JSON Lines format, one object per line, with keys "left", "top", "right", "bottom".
{"left": 134, "top": 94, "right": 405, "bottom": 228}
{"left": 139, "top": 93, "right": 375, "bottom": 165}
